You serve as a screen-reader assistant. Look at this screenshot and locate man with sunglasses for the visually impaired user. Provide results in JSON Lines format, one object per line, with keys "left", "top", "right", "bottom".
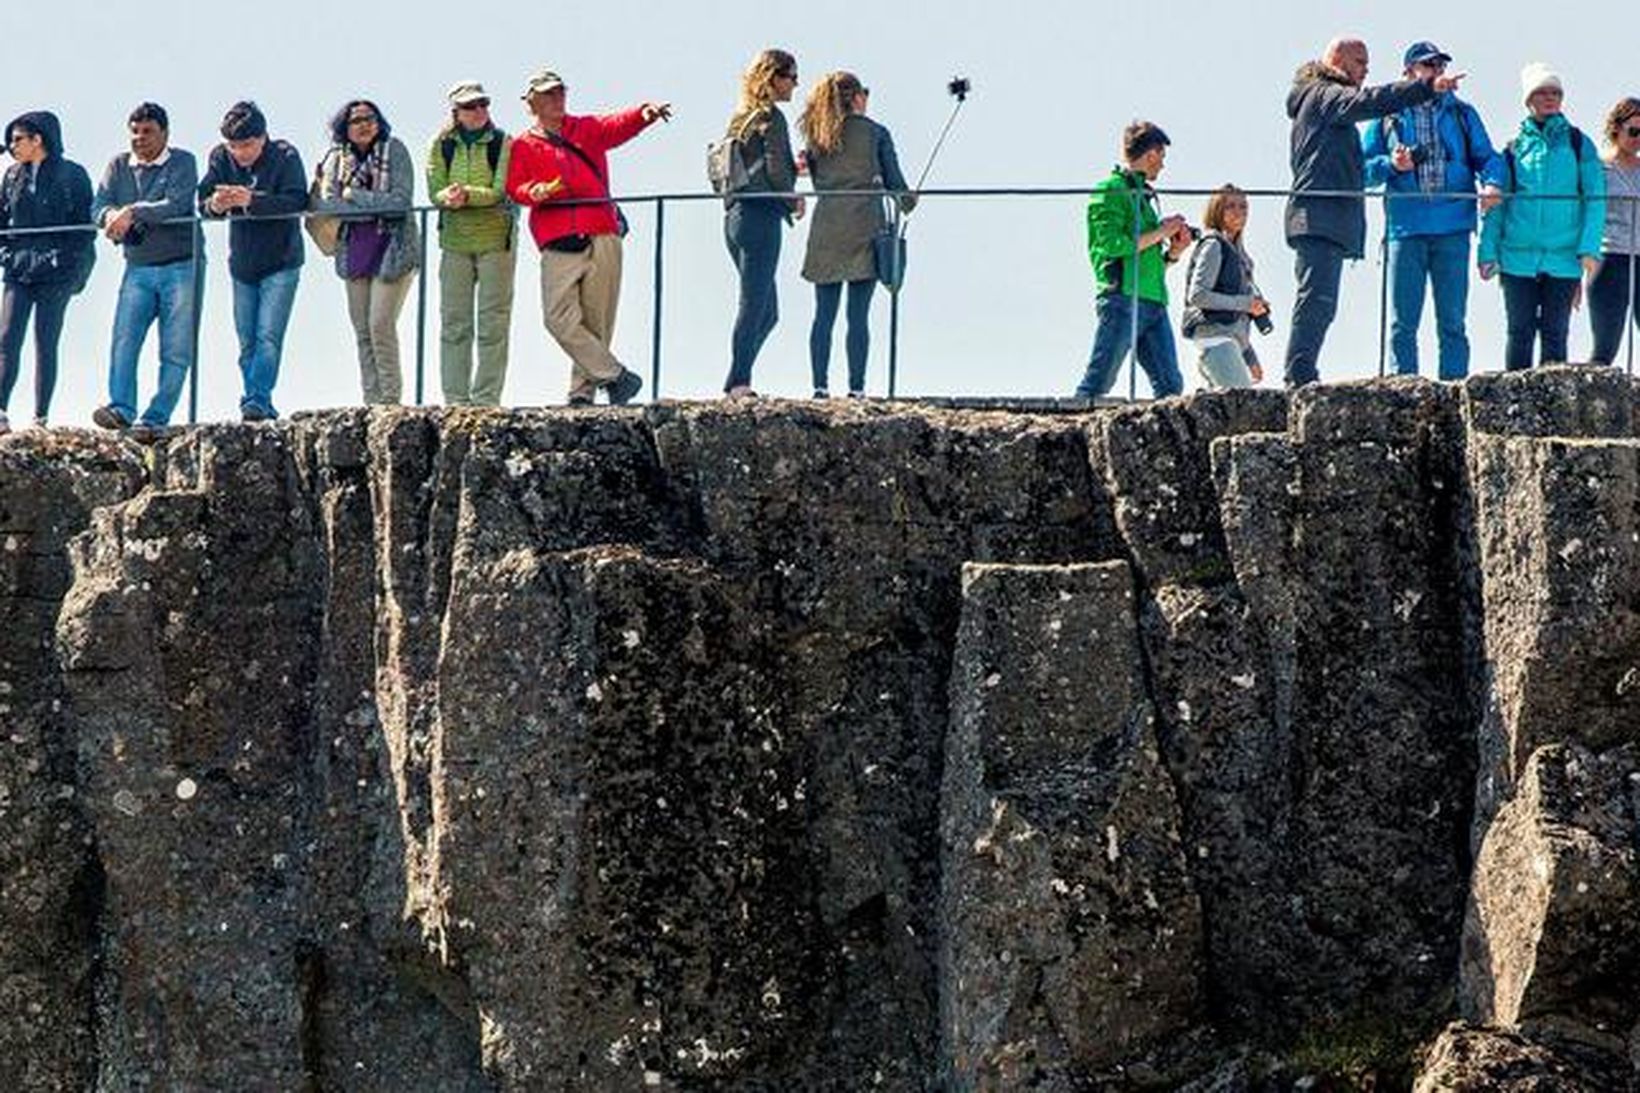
{"left": 1363, "top": 41, "right": 1505, "bottom": 380}
{"left": 428, "top": 81, "right": 515, "bottom": 406}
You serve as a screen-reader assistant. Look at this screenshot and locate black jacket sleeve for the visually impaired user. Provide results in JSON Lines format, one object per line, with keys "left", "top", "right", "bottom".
{"left": 1314, "top": 77, "right": 1436, "bottom": 126}
{"left": 247, "top": 144, "right": 309, "bottom": 218}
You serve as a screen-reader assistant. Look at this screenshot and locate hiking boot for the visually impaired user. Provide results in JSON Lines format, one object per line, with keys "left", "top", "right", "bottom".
{"left": 605, "top": 368, "right": 643, "bottom": 406}
{"left": 242, "top": 406, "right": 273, "bottom": 423}
{"left": 93, "top": 405, "right": 130, "bottom": 430}
{"left": 130, "top": 423, "right": 161, "bottom": 444}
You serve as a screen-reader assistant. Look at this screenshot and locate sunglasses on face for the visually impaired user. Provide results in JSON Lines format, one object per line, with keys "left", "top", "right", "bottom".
{"left": 1626, "top": 125, "right": 1640, "bottom": 139}
{"left": 458, "top": 100, "right": 491, "bottom": 110}
{"left": 777, "top": 70, "right": 797, "bottom": 80}
{"left": 347, "top": 114, "right": 378, "bottom": 126}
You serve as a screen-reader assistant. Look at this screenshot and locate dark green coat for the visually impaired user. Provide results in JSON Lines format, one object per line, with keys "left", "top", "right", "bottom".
{"left": 802, "top": 115, "right": 915, "bottom": 284}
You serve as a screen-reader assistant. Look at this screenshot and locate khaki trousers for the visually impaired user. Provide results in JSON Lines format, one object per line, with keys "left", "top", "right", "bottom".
{"left": 440, "top": 248, "right": 517, "bottom": 406}
{"left": 540, "top": 233, "right": 623, "bottom": 401}
{"left": 345, "top": 273, "right": 414, "bottom": 405}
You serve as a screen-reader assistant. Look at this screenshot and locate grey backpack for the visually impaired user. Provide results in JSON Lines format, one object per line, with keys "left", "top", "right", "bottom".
{"left": 706, "top": 117, "right": 762, "bottom": 196}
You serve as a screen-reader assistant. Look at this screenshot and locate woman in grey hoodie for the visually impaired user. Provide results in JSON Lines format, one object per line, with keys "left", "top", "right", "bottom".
{"left": 1181, "top": 185, "right": 1270, "bottom": 388}
{"left": 313, "top": 99, "right": 420, "bottom": 405}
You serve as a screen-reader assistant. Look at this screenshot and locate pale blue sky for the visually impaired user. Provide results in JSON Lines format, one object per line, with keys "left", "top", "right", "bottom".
{"left": 3, "top": 1, "right": 1634, "bottom": 422}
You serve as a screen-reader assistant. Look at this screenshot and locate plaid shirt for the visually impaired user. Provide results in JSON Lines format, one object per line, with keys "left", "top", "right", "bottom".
{"left": 1409, "top": 102, "right": 1447, "bottom": 193}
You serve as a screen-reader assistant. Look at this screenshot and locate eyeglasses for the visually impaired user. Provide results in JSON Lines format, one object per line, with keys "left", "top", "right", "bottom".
{"left": 458, "top": 100, "right": 491, "bottom": 110}
{"left": 347, "top": 114, "right": 379, "bottom": 126}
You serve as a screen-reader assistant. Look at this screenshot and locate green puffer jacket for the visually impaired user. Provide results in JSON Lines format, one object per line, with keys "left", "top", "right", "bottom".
{"left": 426, "top": 125, "right": 514, "bottom": 254}
{"left": 1088, "top": 166, "right": 1168, "bottom": 305}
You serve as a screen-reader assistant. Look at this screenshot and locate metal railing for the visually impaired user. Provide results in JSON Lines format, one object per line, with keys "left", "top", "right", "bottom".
{"left": 0, "top": 185, "right": 1634, "bottom": 423}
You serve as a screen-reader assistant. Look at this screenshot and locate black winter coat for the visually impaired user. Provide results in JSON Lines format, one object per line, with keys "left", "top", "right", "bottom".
{"left": 1284, "top": 63, "right": 1434, "bottom": 257}
{"left": 0, "top": 111, "right": 95, "bottom": 290}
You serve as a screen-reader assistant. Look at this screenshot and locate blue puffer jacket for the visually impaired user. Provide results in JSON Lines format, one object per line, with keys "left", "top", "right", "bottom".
{"left": 1478, "top": 113, "right": 1606, "bottom": 279}
{"left": 1362, "top": 93, "right": 1504, "bottom": 238}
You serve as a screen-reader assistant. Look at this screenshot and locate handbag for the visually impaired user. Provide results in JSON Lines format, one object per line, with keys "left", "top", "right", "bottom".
{"left": 304, "top": 173, "right": 341, "bottom": 257}
{"left": 873, "top": 193, "right": 907, "bottom": 292}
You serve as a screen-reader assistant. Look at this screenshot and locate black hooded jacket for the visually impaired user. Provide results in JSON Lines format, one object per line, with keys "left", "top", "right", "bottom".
{"left": 0, "top": 111, "right": 95, "bottom": 289}
{"left": 1284, "top": 63, "right": 1435, "bottom": 257}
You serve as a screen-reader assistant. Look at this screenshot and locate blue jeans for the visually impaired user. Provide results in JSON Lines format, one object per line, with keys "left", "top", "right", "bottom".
{"left": 810, "top": 279, "right": 876, "bottom": 393}
{"left": 232, "top": 267, "right": 300, "bottom": 418}
{"left": 108, "top": 260, "right": 201, "bottom": 426}
{"left": 1285, "top": 236, "right": 1346, "bottom": 386}
{"left": 1075, "top": 293, "right": 1182, "bottom": 399}
{"left": 724, "top": 201, "right": 784, "bottom": 391}
{"left": 1388, "top": 232, "right": 1471, "bottom": 380}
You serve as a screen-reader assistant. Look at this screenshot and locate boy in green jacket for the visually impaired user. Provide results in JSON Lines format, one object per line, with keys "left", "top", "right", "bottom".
{"left": 1074, "top": 121, "right": 1192, "bottom": 398}
{"left": 428, "top": 81, "right": 516, "bottom": 406}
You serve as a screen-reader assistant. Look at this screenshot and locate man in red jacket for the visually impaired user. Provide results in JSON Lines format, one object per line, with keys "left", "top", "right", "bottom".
{"left": 506, "top": 69, "right": 670, "bottom": 405}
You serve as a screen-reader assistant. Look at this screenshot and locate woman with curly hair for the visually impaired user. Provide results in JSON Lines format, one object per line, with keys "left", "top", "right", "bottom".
{"left": 798, "top": 72, "right": 915, "bottom": 399}
{"left": 719, "top": 48, "right": 802, "bottom": 398}
{"left": 313, "top": 98, "right": 420, "bottom": 404}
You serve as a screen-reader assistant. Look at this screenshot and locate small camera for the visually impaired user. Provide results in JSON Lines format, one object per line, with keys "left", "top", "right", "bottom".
{"left": 1186, "top": 225, "right": 1203, "bottom": 242}
{"left": 1253, "top": 311, "right": 1275, "bottom": 336}
{"left": 948, "top": 76, "right": 971, "bottom": 101}
{"left": 1408, "top": 143, "right": 1434, "bottom": 166}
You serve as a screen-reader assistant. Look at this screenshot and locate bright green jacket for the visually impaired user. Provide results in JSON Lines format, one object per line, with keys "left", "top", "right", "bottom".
{"left": 1088, "top": 166, "right": 1167, "bottom": 305}
{"left": 425, "top": 125, "right": 515, "bottom": 254}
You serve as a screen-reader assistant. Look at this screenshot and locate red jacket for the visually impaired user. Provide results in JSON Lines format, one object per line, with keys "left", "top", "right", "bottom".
{"left": 506, "top": 109, "right": 652, "bottom": 248}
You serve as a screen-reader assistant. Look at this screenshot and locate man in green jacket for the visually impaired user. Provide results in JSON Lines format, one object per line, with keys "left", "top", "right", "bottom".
{"left": 1074, "top": 121, "right": 1191, "bottom": 398}
{"left": 428, "top": 81, "right": 516, "bottom": 406}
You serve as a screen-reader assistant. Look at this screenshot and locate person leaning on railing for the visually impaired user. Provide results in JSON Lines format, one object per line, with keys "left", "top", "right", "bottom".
{"left": 1478, "top": 64, "right": 1606, "bottom": 370}
{"left": 91, "top": 102, "right": 204, "bottom": 434}
{"left": 505, "top": 67, "right": 665, "bottom": 407}
{"left": 313, "top": 99, "right": 421, "bottom": 406}
{"left": 721, "top": 48, "right": 803, "bottom": 400}
{"left": 197, "top": 101, "right": 308, "bottom": 423}
{"left": 0, "top": 111, "right": 94, "bottom": 435}
{"left": 1181, "top": 185, "right": 1268, "bottom": 389}
{"left": 797, "top": 71, "right": 915, "bottom": 400}
{"left": 427, "top": 81, "right": 516, "bottom": 408}
{"left": 1073, "top": 120, "right": 1189, "bottom": 400}
{"left": 1588, "top": 96, "right": 1640, "bottom": 366}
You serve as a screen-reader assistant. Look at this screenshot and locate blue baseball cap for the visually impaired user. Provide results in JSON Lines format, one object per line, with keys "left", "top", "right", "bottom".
{"left": 1404, "top": 41, "right": 1452, "bottom": 68}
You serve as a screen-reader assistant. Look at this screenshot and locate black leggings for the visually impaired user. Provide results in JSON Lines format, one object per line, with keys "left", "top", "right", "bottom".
{"left": 1589, "top": 253, "right": 1640, "bottom": 366}
{"left": 810, "top": 278, "right": 876, "bottom": 394}
{"left": 0, "top": 281, "right": 71, "bottom": 419}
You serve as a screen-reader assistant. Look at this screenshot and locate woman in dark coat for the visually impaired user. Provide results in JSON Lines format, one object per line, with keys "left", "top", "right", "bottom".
{"left": 798, "top": 72, "right": 915, "bottom": 399}
{"left": 0, "top": 111, "right": 94, "bottom": 432}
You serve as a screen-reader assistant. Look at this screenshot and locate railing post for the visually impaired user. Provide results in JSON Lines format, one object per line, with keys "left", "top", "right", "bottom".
{"left": 1128, "top": 186, "right": 1141, "bottom": 401}
{"left": 651, "top": 198, "right": 664, "bottom": 400}
{"left": 188, "top": 215, "right": 201, "bottom": 425}
{"left": 888, "top": 202, "right": 902, "bottom": 399}
{"left": 1627, "top": 247, "right": 1636, "bottom": 378}
{"left": 1376, "top": 220, "right": 1389, "bottom": 378}
{"left": 414, "top": 208, "right": 430, "bottom": 406}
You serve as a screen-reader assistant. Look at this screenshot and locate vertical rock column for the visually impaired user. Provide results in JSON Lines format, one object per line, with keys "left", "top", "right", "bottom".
{"left": 940, "top": 561, "right": 1203, "bottom": 1088}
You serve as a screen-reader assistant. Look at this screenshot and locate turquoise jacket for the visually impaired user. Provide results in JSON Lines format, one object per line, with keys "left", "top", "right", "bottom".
{"left": 1478, "top": 113, "right": 1606, "bottom": 279}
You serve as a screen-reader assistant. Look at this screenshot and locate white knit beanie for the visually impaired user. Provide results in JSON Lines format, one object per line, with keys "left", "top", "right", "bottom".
{"left": 1520, "top": 62, "right": 1563, "bottom": 105}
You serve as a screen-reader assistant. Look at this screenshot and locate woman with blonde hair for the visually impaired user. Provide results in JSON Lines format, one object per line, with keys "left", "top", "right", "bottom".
{"left": 798, "top": 72, "right": 915, "bottom": 399}
{"left": 1589, "top": 96, "right": 1640, "bottom": 365}
{"left": 719, "top": 48, "right": 802, "bottom": 398}
{"left": 1180, "top": 184, "right": 1270, "bottom": 388}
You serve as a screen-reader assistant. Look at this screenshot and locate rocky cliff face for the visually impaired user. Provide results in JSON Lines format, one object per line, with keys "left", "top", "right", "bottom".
{"left": 2, "top": 370, "right": 1637, "bottom": 1091}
